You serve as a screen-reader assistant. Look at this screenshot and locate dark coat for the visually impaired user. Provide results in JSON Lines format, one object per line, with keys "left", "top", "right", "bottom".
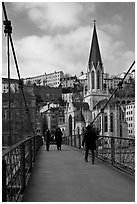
{"left": 45, "top": 130, "right": 51, "bottom": 143}
{"left": 82, "top": 126, "right": 98, "bottom": 150}
{"left": 55, "top": 128, "right": 63, "bottom": 143}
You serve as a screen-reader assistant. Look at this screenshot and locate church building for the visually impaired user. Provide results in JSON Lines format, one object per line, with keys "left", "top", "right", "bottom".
{"left": 84, "top": 20, "right": 108, "bottom": 110}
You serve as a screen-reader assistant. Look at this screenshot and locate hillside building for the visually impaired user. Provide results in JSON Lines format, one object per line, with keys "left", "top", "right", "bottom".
{"left": 24, "top": 71, "right": 64, "bottom": 87}
{"left": 125, "top": 102, "right": 135, "bottom": 138}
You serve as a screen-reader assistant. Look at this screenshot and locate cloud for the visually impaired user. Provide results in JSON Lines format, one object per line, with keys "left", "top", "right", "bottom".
{"left": 112, "top": 14, "right": 123, "bottom": 23}
{"left": 7, "top": 26, "right": 91, "bottom": 77}
{"left": 100, "top": 23, "right": 121, "bottom": 35}
{"left": 2, "top": 24, "right": 135, "bottom": 79}
{"left": 12, "top": 2, "right": 84, "bottom": 30}
{"left": 98, "top": 29, "right": 134, "bottom": 74}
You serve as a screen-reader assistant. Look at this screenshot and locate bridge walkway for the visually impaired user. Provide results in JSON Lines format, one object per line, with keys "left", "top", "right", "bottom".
{"left": 22, "top": 144, "right": 134, "bottom": 202}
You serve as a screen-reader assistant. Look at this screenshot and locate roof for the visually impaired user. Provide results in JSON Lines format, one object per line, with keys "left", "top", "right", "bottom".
{"left": 88, "top": 21, "right": 103, "bottom": 69}
{"left": 93, "top": 98, "right": 119, "bottom": 110}
{"left": 72, "top": 102, "right": 89, "bottom": 110}
{"left": 78, "top": 74, "right": 87, "bottom": 80}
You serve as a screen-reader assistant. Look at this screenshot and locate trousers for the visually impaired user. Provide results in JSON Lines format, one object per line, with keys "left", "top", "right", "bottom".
{"left": 85, "top": 148, "right": 95, "bottom": 162}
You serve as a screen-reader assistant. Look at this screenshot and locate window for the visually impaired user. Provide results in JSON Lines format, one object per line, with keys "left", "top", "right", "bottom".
{"left": 104, "top": 114, "right": 108, "bottom": 132}
{"left": 99, "top": 116, "right": 101, "bottom": 131}
{"left": 97, "top": 70, "right": 100, "bottom": 89}
{"left": 91, "top": 71, "right": 95, "bottom": 89}
{"left": 110, "top": 113, "right": 113, "bottom": 132}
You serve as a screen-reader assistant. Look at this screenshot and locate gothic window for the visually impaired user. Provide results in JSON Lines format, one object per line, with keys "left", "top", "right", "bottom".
{"left": 69, "top": 115, "right": 72, "bottom": 136}
{"left": 99, "top": 116, "right": 101, "bottom": 131}
{"left": 91, "top": 71, "right": 95, "bottom": 89}
{"left": 97, "top": 70, "right": 100, "bottom": 89}
{"left": 110, "top": 113, "right": 113, "bottom": 132}
{"left": 85, "top": 85, "right": 87, "bottom": 94}
{"left": 104, "top": 114, "right": 108, "bottom": 132}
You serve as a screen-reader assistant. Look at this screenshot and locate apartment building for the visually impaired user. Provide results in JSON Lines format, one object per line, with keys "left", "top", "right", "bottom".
{"left": 60, "top": 75, "right": 77, "bottom": 88}
{"left": 2, "top": 78, "right": 19, "bottom": 93}
{"left": 103, "top": 77, "right": 122, "bottom": 90}
{"left": 125, "top": 101, "right": 135, "bottom": 138}
{"left": 24, "top": 71, "right": 64, "bottom": 87}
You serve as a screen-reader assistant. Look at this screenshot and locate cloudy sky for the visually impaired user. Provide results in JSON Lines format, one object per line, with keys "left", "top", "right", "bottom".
{"left": 2, "top": 2, "right": 135, "bottom": 79}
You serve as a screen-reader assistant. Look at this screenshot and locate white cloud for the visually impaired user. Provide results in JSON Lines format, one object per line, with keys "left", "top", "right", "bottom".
{"left": 13, "top": 2, "right": 83, "bottom": 30}
{"left": 98, "top": 29, "right": 134, "bottom": 74}
{"left": 2, "top": 24, "right": 135, "bottom": 79}
{"left": 100, "top": 23, "right": 121, "bottom": 35}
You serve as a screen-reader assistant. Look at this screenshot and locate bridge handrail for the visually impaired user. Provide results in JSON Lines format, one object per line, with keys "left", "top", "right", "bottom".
{"left": 2, "top": 135, "right": 39, "bottom": 157}
{"left": 63, "top": 134, "right": 135, "bottom": 176}
{"left": 2, "top": 135, "right": 43, "bottom": 202}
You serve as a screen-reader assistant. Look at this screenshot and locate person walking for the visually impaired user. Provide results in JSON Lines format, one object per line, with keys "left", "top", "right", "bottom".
{"left": 45, "top": 129, "right": 51, "bottom": 151}
{"left": 55, "top": 128, "right": 63, "bottom": 150}
{"left": 82, "top": 124, "right": 98, "bottom": 163}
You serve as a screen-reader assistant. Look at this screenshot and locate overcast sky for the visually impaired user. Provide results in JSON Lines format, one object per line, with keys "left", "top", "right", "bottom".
{"left": 2, "top": 2, "right": 135, "bottom": 79}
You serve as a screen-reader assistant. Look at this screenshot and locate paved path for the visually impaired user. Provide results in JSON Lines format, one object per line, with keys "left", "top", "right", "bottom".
{"left": 22, "top": 144, "right": 134, "bottom": 202}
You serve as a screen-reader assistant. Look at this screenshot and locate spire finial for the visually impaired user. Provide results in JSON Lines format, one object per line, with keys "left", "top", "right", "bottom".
{"left": 93, "top": 19, "right": 96, "bottom": 26}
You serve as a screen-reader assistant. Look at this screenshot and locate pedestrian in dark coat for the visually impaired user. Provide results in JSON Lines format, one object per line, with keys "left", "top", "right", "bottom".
{"left": 45, "top": 129, "right": 51, "bottom": 151}
{"left": 55, "top": 128, "right": 63, "bottom": 150}
{"left": 82, "top": 125, "right": 98, "bottom": 163}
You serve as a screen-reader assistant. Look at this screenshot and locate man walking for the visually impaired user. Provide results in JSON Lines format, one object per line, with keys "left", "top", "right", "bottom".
{"left": 55, "top": 127, "right": 63, "bottom": 150}
{"left": 82, "top": 124, "right": 98, "bottom": 163}
{"left": 44, "top": 129, "right": 51, "bottom": 151}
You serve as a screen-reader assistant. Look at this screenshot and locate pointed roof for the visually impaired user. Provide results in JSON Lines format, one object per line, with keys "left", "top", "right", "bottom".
{"left": 88, "top": 20, "right": 103, "bottom": 69}
{"left": 72, "top": 102, "right": 89, "bottom": 110}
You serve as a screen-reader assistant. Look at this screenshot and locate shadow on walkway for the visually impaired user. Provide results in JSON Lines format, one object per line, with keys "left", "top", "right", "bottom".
{"left": 22, "top": 144, "right": 134, "bottom": 202}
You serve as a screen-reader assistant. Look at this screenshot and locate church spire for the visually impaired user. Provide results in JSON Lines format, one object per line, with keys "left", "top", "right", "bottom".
{"left": 88, "top": 20, "right": 103, "bottom": 69}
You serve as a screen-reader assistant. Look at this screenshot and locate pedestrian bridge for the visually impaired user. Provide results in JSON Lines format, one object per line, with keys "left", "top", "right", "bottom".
{"left": 2, "top": 135, "right": 135, "bottom": 202}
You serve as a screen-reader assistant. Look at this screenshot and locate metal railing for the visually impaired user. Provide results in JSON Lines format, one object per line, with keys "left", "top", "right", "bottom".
{"left": 2, "top": 135, "right": 43, "bottom": 202}
{"left": 63, "top": 134, "right": 135, "bottom": 176}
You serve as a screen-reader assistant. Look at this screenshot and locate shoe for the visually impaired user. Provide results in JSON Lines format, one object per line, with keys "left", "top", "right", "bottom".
{"left": 92, "top": 161, "right": 95, "bottom": 164}
{"left": 85, "top": 158, "right": 88, "bottom": 162}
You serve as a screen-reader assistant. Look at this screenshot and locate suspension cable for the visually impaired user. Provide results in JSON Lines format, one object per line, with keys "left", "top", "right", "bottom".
{"left": 90, "top": 60, "right": 135, "bottom": 126}
{"left": 2, "top": 2, "right": 35, "bottom": 135}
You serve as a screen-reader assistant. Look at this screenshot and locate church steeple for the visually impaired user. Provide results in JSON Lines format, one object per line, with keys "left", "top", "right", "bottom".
{"left": 88, "top": 20, "right": 103, "bottom": 69}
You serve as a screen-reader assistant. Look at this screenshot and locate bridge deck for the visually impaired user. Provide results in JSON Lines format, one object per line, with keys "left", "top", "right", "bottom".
{"left": 22, "top": 144, "right": 134, "bottom": 202}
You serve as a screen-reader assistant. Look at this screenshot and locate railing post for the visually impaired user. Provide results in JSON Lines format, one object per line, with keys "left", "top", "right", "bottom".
{"left": 74, "top": 134, "right": 76, "bottom": 147}
{"left": 29, "top": 139, "right": 32, "bottom": 173}
{"left": 2, "top": 158, "right": 7, "bottom": 202}
{"left": 71, "top": 135, "right": 72, "bottom": 146}
{"left": 64, "top": 136, "right": 67, "bottom": 145}
{"left": 68, "top": 136, "right": 69, "bottom": 145}
{"left": 111, "top": 137, "right": 115, "bottom": 165}
{"left": 34, "top": 136, "right": 36, "bottom": 157}
{"left": 78, "top": 133, "right": 81, "bottom": 149}
{"left": 20, "top": 144, "right": 26, "bottom": 193}
{"left": 96, "top": 138, "right": 98, "bottom": 157}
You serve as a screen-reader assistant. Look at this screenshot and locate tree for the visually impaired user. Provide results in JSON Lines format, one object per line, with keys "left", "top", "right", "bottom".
{"left": 36, "top": 95, "right": 43, "bottom": 106}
